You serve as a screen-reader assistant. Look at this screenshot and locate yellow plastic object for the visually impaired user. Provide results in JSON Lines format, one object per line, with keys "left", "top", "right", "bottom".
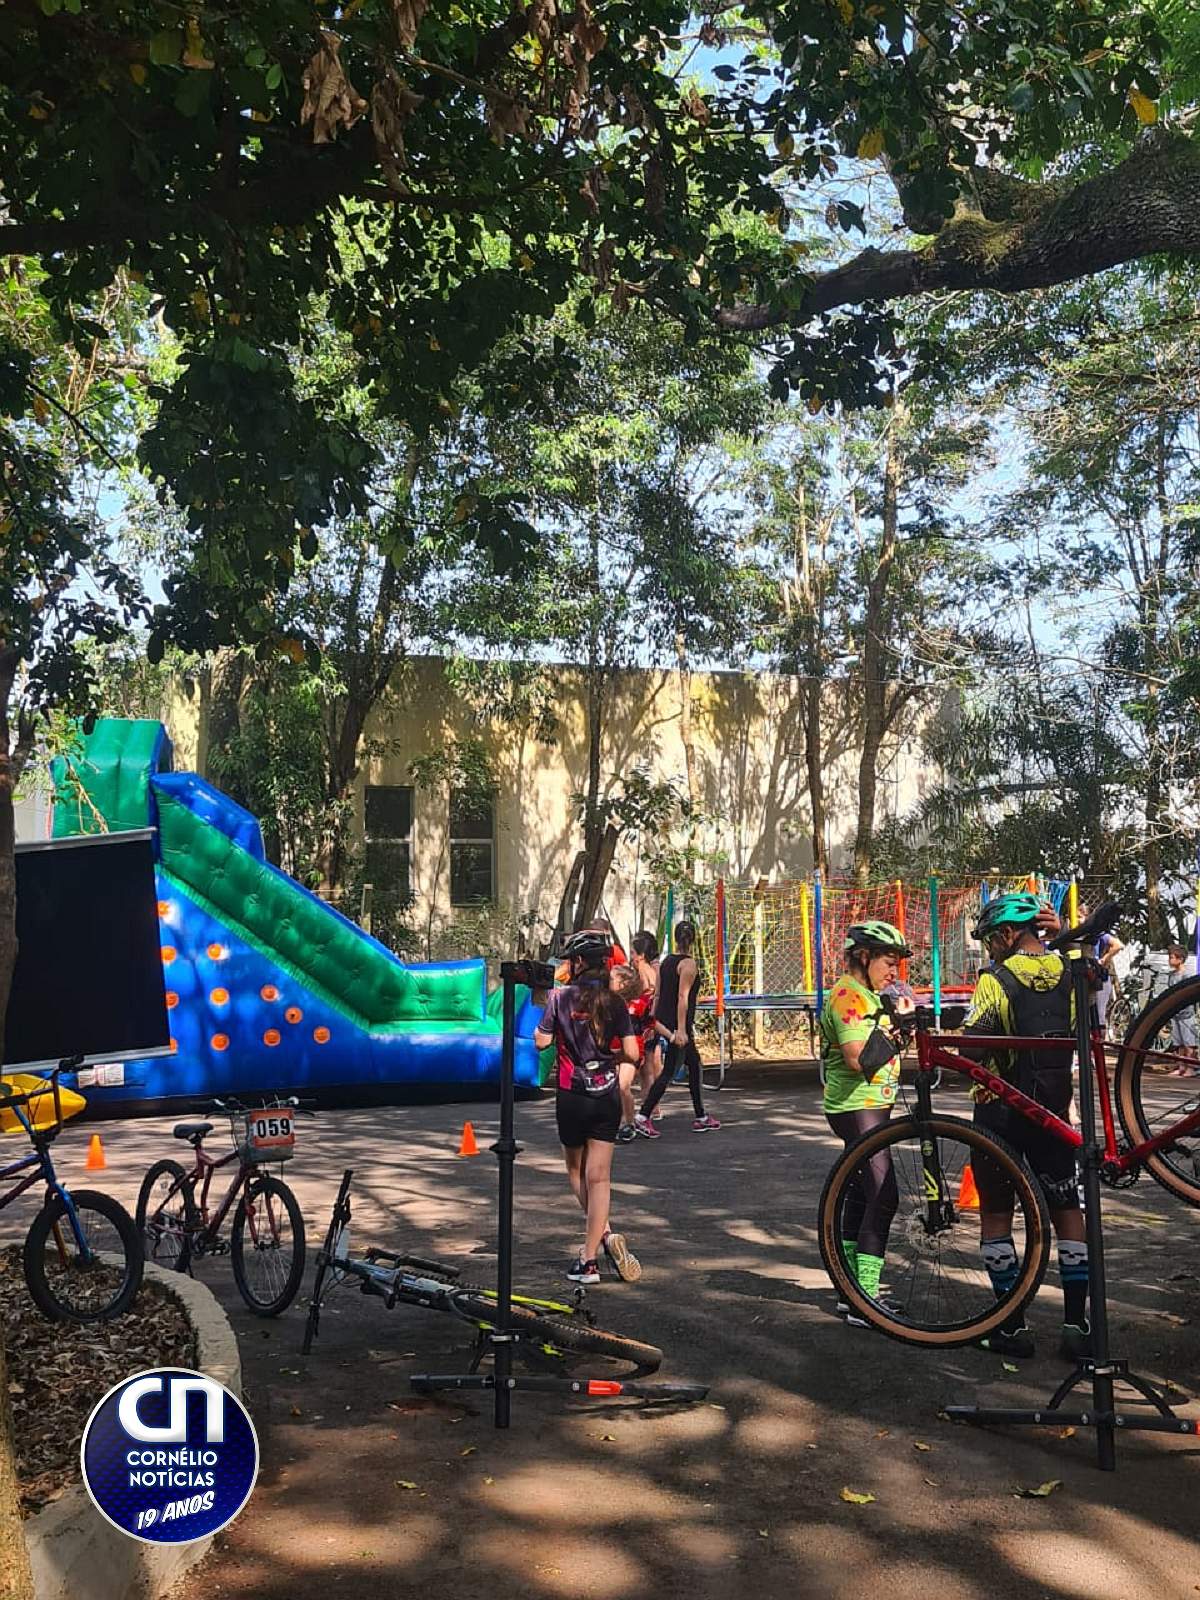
{"left": 0, "top": 1074, "right": 87, "bottom": 1134}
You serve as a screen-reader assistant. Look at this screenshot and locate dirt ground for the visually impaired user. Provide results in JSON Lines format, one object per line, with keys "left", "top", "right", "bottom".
{"left": 8, "top": 1069, "right": 1200, "bottom": 1600}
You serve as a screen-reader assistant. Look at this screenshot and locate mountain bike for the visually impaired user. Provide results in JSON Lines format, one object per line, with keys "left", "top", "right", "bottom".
{"left": 303, "top": 1169, "right": 704, "bottom": 1401}
{"left": 136, "top": 1095, "right": 309, "bottom": 1317}
{"left": 1, "top": 1061, "right": 142, "bottom": 1322}
{"left": 818, "top": 903, "right": 1200, "bottom": 1347}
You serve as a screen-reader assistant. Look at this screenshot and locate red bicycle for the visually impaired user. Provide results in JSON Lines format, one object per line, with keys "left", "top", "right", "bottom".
{"left": 818, "top": 913, "right": 1200, "bottom": 1346}
{"left": 136, "top": 1096, "right": 310, "bottom": 1317}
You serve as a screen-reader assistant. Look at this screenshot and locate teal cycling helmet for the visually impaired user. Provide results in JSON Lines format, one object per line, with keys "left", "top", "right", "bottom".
{"left": 972, "top": 891, "right": 1045, "bottom": 942}
{"left": 844, "top": 919, "right": 913, "bottom": 958}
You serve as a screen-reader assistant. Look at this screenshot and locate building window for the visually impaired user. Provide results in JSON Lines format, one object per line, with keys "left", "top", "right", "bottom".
{"left": 364, "top": 784, "right": 413, "bottom": 901}
{"left": 450, "top": 789, "right": 495, "bottom": 906}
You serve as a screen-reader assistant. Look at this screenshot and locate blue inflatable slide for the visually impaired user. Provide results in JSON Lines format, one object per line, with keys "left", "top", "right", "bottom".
{"left": 50, "top": 719, "right": 542, "bottom": 1114}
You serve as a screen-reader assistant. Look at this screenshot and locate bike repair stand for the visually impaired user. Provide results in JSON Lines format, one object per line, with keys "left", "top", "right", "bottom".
{"left": 945, "top": 933, "right": 1195, "bottom": 1470}
{"left": 409, "top": 960, "right": 700, "bottom": 1427}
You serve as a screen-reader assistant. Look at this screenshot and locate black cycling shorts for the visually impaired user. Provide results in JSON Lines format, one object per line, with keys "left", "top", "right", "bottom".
{"left": 556, "top": 1087, "right": 621, "bottom": 1148}
{"left": 973, "top": 1068, "right": 1078, "bottom": 1210}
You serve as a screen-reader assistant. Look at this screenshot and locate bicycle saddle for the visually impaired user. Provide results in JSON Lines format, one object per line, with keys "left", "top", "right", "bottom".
{"left": 173, "top": 1121, "right": 213, "bottom": 1141}
{"left": 1047, "top": 899, "right": 1122, "bottom": 952}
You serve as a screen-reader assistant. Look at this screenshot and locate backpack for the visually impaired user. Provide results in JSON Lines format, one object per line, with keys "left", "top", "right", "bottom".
{"left": 989, "top": 957, "right": 1073, "bottom": 1100}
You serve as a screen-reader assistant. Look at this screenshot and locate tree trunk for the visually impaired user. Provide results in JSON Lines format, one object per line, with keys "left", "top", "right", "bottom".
{"left": 802, "top": 677, "right": 827, "bottom": 875}
{"left": 852, "top": 405, "right": 904, "bottom": 887}
{"left": 202, "top": 647, "right": 247, "bottom": 786}
{"left": 1144, "top": 418, "right": 1171, "bottom": 946}
{"left": 0, "top": 659, "right": 33, "bottom": 1600}
{"left": 576, "top": 823, "right": 620, "bottom": 929}
{"left": 0, "top": 1333, "right": 33, "bottom": 1600}
{"left": 674, "top": 630, "right": 700, "bottom": 814}
{"left": 573, "top": 516, "right": 608, "bottom": 931}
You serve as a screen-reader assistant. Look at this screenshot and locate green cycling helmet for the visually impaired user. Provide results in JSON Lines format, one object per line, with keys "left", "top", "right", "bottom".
{"left": 844, "top": 919, "right": 913, "bottom": 959}
{"left": 972, "top": 891, "right": 1045, "bottom": 942}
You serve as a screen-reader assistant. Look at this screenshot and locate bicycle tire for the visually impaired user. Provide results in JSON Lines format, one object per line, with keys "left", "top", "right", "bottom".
{"left": 136, "top": 1158, "right": 200, "bottom": 1273}
{"left": 1115, "top": 974, "right": 1200, "bottom": 1207}
{"left": 818, "top": 1114, "right": 1050, "bottom": 1347}
{"left": 23, "top": 1189, "right": 143, "bottom": 1322}
{"left": 231, "top": 1174, "right": 306, "bottom": 1317}
{"left": 452, "top": 1290, "right": 662, "bottom": 1372}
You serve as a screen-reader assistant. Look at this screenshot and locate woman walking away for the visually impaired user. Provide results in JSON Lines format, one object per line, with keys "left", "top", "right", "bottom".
{"left": 821, "top": 920, "right": 913, "bottom": 1324}
{"left": 634, "top": 920, "right": 720, "bottom": 1137}
{"left": 631, "top": 930, "right": 661, "bottom": 1106}
{"left": 534, "top": 929, "right": 642, "bottom": 1284}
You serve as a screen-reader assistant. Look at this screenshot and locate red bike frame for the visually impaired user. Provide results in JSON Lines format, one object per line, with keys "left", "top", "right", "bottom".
{"left": 914, "top": 1030, "right": 1200, "bottom": 1177}
{"left": 179, "top": 1137, "right": 255, "bottom": 1245}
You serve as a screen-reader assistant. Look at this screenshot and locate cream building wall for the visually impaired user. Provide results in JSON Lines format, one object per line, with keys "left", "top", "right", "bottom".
{"left": 342, "top": 657, "right": 941, "bottom": 948}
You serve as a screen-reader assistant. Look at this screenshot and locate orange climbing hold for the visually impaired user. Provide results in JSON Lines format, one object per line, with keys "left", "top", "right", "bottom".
{"left": 261, "top": 984, "right": 279, "bottom": 1002}
{"left": 211, "top": 1033, "right": 230, "bottom": 1052}
{"left": 285, "top": 1006, "right": 303, "bottom": 1024}
{"left": 263, "top": 1029, "right": 281, "bottom": 1047}
{"left": 210, "top": 987, "right": 229, "bottom": 1006}
{"left": 313, "top": 1026, "right": 330, "bottom": 1044}
{"left": 957, "top": 1163, "right": 980, "bottom": 1210}
{"left": 458, "top": 1121, "right": 480, "bottom": 1157}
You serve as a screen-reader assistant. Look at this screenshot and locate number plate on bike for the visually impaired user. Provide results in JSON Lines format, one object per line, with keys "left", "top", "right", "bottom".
{"left": 245, "top": 1112, "right": 296, "bottom": 1157}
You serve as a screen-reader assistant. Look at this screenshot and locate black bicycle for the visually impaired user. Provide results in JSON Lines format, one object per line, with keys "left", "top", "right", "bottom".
{"left": 0, "top": 1062, "right": 142, "bottom": 1322}
{"left": 304, "top": 1170, "right": 704, "bottom": 1400}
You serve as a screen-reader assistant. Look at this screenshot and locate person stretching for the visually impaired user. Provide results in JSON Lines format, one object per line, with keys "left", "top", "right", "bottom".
{"left": 534, "top": 929, "right": 642, "bottom": 1285}
{"left": 634, "top": 920, "right": 720, "bottom": 1136}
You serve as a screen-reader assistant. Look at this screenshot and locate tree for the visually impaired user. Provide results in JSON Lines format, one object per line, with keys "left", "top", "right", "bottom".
{"left": 455, "top": 301, "right": 769, "bottom": 930}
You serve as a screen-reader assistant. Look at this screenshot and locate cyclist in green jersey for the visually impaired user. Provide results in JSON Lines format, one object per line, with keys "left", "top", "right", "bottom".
{"left": 820, "top": 920, "right": 913, "bottom": 1323}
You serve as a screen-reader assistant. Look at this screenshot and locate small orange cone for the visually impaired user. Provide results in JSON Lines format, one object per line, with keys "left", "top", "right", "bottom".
{"left": 957, "top": 1162, "right": 979, "bottom": 1210}
{"left": 457, "top": 1121, "right": 480, "bottom": 1158}
{"left": 85, "top": 1134, "right": 107, "bottom": 1171}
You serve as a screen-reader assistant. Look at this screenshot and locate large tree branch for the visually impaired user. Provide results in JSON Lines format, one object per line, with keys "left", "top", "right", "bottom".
{"left": 718, "top": 128, "right": 1200, "bottom": 330}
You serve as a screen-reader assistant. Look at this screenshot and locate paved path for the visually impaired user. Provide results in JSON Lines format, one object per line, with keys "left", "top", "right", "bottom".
{"left": 21, "top": 1078, "right": 1200, "bottom": 1599}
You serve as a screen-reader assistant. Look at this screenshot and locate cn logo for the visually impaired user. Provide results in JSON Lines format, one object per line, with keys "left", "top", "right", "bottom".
{"left": 117, "top": 1374, "right": 226, "bottom": 1444}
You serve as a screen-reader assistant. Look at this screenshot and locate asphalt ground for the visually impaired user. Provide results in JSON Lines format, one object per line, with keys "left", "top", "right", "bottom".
{"left": 10, "top": 1069, "right": 1200, "bottom": 1600}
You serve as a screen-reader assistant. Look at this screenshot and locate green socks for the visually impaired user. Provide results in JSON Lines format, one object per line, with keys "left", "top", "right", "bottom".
{"left": 842, "top": 1240, "right": 859, "bottom": 1279}
{"left": 856, "top": 1252, "right": 885, "bottom": 1299}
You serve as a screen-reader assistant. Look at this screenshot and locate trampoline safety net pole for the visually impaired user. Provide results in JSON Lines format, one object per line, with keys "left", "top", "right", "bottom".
{"left": 1068, "top": 876, "right": 1079, "bottom": 928}
{"left": 799, "top": 880, "right": 814, "bottom": 996}
{"left": 894, "top": 878, "right": 908, "bottom": 984}
{"left": 714, "top": 877, "right": 727, "bottom": 1083}
{"left": 814, "top": 868, "right": 824, "bottom": 1013}
{"left": 928, "top": 874, "right": 941, "bottom": 1029}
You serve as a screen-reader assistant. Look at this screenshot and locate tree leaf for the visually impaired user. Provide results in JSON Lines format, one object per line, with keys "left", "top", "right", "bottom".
{"left": 840, "top": 1487, "right": 876, "bottom": 1504}
{"left": 1015, "top": 1479, "right": 1062, "bottom": 1498}
{"left": 1129, "top": 88, "right": 1157, "bottom": 125}
{"left": 856, "top": 128, "right": 885, "bottom": 159}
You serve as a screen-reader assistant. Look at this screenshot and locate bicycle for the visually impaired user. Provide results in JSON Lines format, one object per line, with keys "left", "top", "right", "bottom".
{"left": 136, "top": 1095, "right": 310, "bottom": 1317}
{"left": 303, "top": 1169, "right": 705, "bottom": 1403}
{"left": 0, "top": 1060, "right": 142, "bottom": 1322}
{"left": 818, "top": 902, "right": 1200, "bottom": 1347}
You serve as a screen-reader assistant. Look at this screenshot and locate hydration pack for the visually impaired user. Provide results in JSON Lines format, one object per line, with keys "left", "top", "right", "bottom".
{"left": 990, "top": 957, "right": 1073, "bottom": 1101}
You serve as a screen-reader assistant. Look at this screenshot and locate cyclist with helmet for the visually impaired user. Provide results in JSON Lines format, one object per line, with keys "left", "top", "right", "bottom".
{"left": 821, "top": 920, "right": 913, "bottom": 1322}
{"left": 534, "top": 929, "right": 642, "bottom": 1286}
{"left": 964, "top": 892, "right": 1089, "bottom": 1362}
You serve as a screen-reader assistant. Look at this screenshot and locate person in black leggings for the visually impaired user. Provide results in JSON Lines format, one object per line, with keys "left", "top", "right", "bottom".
{"left": 634, "top": 920, "right": 720, "bottom": 1136}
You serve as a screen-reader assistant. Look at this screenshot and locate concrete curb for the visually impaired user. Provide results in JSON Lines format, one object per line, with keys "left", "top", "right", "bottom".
{"left": 24, "top": 1261, "right": 241, "bottom": 1600}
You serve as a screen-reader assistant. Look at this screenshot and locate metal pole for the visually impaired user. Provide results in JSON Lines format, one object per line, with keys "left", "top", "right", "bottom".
{"left": 1070, "top": 942, "right": 1116, "bottom": 1469}
{"left": 492, "top": 966, "right": 520, "bottom": 1428}
{"left": 814, "top": 869, "right": 825, "bottom": 1014}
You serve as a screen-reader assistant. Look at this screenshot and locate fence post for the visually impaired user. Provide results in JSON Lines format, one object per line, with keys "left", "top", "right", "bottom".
{"left": 752, "top": 889, "right": 765, "bottom": 1052}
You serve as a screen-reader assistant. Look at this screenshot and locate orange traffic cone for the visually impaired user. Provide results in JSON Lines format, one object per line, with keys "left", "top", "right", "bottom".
{"left": 457, "top": 1121, "right": 480, "bottom": 1158}
{"left": 85, "top": 1134, "right": 107, "bottom": 1172}
{"left": 957, "top": 1162, "right": 979, "bottom": 1210}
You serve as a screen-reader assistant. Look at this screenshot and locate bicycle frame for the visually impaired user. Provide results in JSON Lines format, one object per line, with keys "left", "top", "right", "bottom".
{"left": 180, "top": 1140, "right": 251, "bottom": 1244}
{"left": 914, "top": 1030, "right": 1200, "bottom": 1178}
{"left": 0, "top": 1088, "right": 93, "bottom": 1257}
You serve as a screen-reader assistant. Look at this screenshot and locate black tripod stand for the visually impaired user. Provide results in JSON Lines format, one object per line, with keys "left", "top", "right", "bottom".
{"left": 410, "top": 959, "right": 707, "bottom": 1427}
{"left": 945, "top": 906, "right": 1196, "bottom": 1469}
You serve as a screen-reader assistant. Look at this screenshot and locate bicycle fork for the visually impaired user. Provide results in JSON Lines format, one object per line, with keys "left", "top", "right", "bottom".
{"left": 914, "top": 1076, "right": 955, "bottom": 1232}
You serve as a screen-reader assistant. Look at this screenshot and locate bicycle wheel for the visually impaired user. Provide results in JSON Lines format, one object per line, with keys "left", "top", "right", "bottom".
{"left": 231, "top": 1174, "right": 306, "bottom": 1316}
{"left": 818, "top": 1114, "right": 1050, "bottom": 1347}
{"left": 23, "top": 1189, "right": 143, "bottom": 1322}
{"left": 136, "top": 1158, "right": 199, "bottom": 1272}
{"left": 1115, "top": 974, "right": 1200, "bottom": 1207}
{"left": 453, "top": 1290, "right": 662, "bottom": 1372}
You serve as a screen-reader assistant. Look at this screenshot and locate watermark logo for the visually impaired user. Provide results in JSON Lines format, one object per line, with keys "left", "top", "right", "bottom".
{"left": 80, "top": 1368, "right": 258, "bottom": 1543}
